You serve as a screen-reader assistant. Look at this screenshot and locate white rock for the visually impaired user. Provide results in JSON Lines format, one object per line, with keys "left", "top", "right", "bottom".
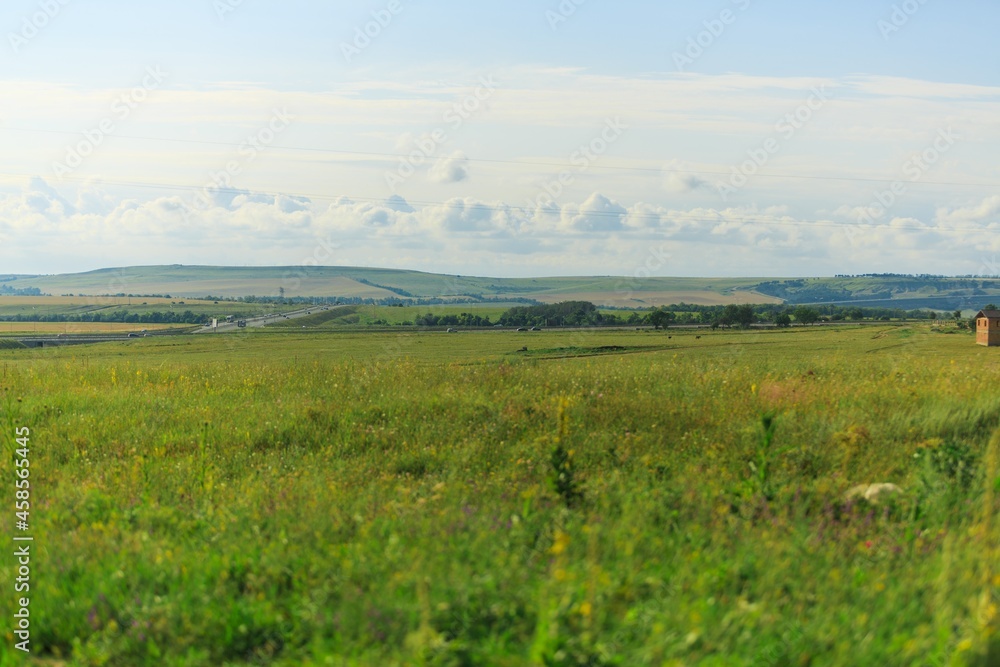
{"left": 844, "top": 483, "right": 903, "bottom": 504}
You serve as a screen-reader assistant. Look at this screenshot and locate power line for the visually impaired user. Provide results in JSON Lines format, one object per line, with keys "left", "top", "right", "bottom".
{"left": 1, "top": 125, "right": 995, "bottom": 188}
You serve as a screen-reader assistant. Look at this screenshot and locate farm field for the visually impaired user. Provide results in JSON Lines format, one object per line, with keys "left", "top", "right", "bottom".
{"left": 0, "top": 297, "right": 284, "bottom": 321}
{"left": 0, "top": 297, "right": 218, "bottom": 307}
{"left": 0, "top": 324, "right": 998, "bottom": 665}
{"left": 9, "top": 266, "right": 1000, "bottom": 310}
{"left": 0, "top": 297, "right": 639, "bottom": 329}
{"left": 265, "top": 304, "right": 519, "bottom": 328}
{"left": 530, "top": 290, "right": 782, "bottom": 307}
{"left": 0, "top": 296, "right": 212, "bottom": 312}
{"left": 264, "top": 304, "right": 642, "bottom": 328}
{"left": 3, "top": 266, "right": 776, "bottom": 303}
{"left": 0, "top": 322, "right": 189, "bottom": 334}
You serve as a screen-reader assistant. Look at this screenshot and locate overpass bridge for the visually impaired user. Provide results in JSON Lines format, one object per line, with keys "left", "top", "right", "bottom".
{"left": 7, "top": 329, "right": 191, "bottom": 348}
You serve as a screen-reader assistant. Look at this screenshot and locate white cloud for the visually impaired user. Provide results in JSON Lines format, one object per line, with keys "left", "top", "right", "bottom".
{"left": 430, "top": 151, "right": 470, "bottom": 184}
{"left": 384, "top": 195, "right": 415, "bottom": 213}
{"left": 936, "top": 195, "right": 1000, "bottom": 225}
{"left": 560, "top": 193, "right": 628, "bottom": 232}
{"left": 663, "top": 160, "right": 712, "bottom": 194}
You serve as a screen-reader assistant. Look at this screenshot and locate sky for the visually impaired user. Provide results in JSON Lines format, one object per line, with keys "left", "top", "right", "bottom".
{"left": 1, "top": 0, "right": 998, "bottom": 278}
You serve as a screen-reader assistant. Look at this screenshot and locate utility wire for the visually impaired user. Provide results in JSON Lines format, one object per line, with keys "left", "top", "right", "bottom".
{"left": 0, "top": 168, "right": 995, "bottom": 235}
{"left": 1, "top": 125, "right": 995, "bottom": 188}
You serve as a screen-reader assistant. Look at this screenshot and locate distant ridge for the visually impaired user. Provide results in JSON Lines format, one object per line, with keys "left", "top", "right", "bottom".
{"left": 6, "top": 266, "right": 1000, "bottom": 309}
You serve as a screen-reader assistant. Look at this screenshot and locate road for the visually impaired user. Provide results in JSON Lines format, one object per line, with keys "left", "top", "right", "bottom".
{"left": 192, "top": 306, "right": 320, "bottom": 333}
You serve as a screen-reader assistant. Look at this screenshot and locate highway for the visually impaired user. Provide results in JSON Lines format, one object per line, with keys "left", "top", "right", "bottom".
{"left": 192, "top": 306, "right": 318, "bottom": 333}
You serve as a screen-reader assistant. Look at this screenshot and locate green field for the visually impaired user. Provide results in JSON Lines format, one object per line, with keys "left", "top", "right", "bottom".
{"left": 0, "top": 299, "right": 647, "bottom": 332}
{"left": 0, "top": 296, "right": 285, "bottom": 324}
{"left": 3, "top": 266, "right": 776, "bottom": 303}
{"left": 9, "top": 266, "right": 1000, "bottom": 311}
{"left": 266, "top": 304, "right": 522, "bottom": 328}
{"left": 1, "top": 325, "right": 998, "bottom": 665}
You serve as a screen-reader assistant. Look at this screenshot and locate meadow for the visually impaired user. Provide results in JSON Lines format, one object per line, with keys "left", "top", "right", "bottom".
{"left": 0, "top": 323, "right": 189, "bottom": 335}
{"left": 10, "top": 266, "right": 1000, "bottom": 309}
{"left": 0, "top": 324, "right": 998, "bottom": 666}
{"left": 4, "top": 266, "right": 778, "bottom": 303}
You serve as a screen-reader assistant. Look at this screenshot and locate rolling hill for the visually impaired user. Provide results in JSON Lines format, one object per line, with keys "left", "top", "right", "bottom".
{"left": 3, "top": 266, "right": 1000, "bottom": 310}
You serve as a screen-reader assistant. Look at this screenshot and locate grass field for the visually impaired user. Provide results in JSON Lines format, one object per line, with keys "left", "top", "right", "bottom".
{"left": 6, "top": 267, "right": 769, "bottom": 299}
{"left": 0, "top": 323, "right": 190, "bottom": 334}
{"left": 9, "top": 266, "right": 1000, "bottom": 311}
{"left": 0, "top": 298, "right": 289, "bottom": 325}
{"left": 0, "top": 297, "right": 218, "bottom": 307}
{"left": 0, "top": 325, "right": 998, "bottom": 665}
{"left": 530, "top": 290, "right": 782, "bottom": 307}
{"left": 4, "top": 266, "right": 785, "bottom": 305}
{"left": 265, "top": 304, "right": 517, "bottom": 328}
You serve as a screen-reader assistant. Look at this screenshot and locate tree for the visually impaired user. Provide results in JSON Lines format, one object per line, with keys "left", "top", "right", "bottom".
{"left": 775, "top": 313, "right": 791, "bottom": 327}
{"left": 719, "top": 303, "right": 756, "bottom": 328}
{"left": 648, "top": 308, "right": 674, "bottom": 330}
{"left": 733, "top": 304, "right": 755, "bottom": 329}
{"left": 498, "top": 300, "right": 645, "bottom": 328}
{"left": 793, "top": 306, "right": 820, "bottom": 325}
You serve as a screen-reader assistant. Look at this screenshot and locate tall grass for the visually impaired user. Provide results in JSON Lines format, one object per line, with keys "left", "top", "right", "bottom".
{"left": 0, "top": 325, "right": 997, "bottom": 665}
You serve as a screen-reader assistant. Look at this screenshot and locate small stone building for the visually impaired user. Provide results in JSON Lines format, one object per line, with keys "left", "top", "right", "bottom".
{"left": 975, "top": 310, "right": 1000, "bottom": 347}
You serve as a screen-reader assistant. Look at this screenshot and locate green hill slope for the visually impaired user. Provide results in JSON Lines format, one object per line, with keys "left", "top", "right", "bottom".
{"left": 6, "top": 266, "right": 1000, "bottom": 310}
{"left": 5, "top": 266, "right": 777, "bottom": 305}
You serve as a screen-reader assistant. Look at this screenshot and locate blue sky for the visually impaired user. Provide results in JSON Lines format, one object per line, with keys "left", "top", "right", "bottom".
{"left": 1, "top": 0, "right": 998, "bottom": 278}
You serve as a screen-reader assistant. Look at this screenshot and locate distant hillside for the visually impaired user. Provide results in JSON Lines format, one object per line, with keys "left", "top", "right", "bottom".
{"left": 5, "top": 265, "right": 781, "bottom": 307}
{"left": 6, "top": 266, "right": 1000, "bottom": 310}
{"left": 753, "top": 276, "right": 1000, "bottom": 310}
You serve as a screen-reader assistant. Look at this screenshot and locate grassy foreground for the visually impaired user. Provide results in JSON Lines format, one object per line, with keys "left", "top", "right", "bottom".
{"left": 0, "top": 325, "right": 998, "bottom": 666}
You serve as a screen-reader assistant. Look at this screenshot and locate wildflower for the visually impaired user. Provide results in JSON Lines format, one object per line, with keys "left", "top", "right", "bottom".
{"left": 551, "top": 530, "right": 570, "bottom": 556}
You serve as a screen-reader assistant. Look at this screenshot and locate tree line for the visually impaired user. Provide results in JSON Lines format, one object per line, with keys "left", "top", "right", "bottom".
{"left": 488, "top": 301, "right": 962, "bottom": 330}
{"left": 0, "top": 311, "right": 208, "bottom": 324}
{"left": 0, "top": 286, "right": 43, "bottom": 296}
